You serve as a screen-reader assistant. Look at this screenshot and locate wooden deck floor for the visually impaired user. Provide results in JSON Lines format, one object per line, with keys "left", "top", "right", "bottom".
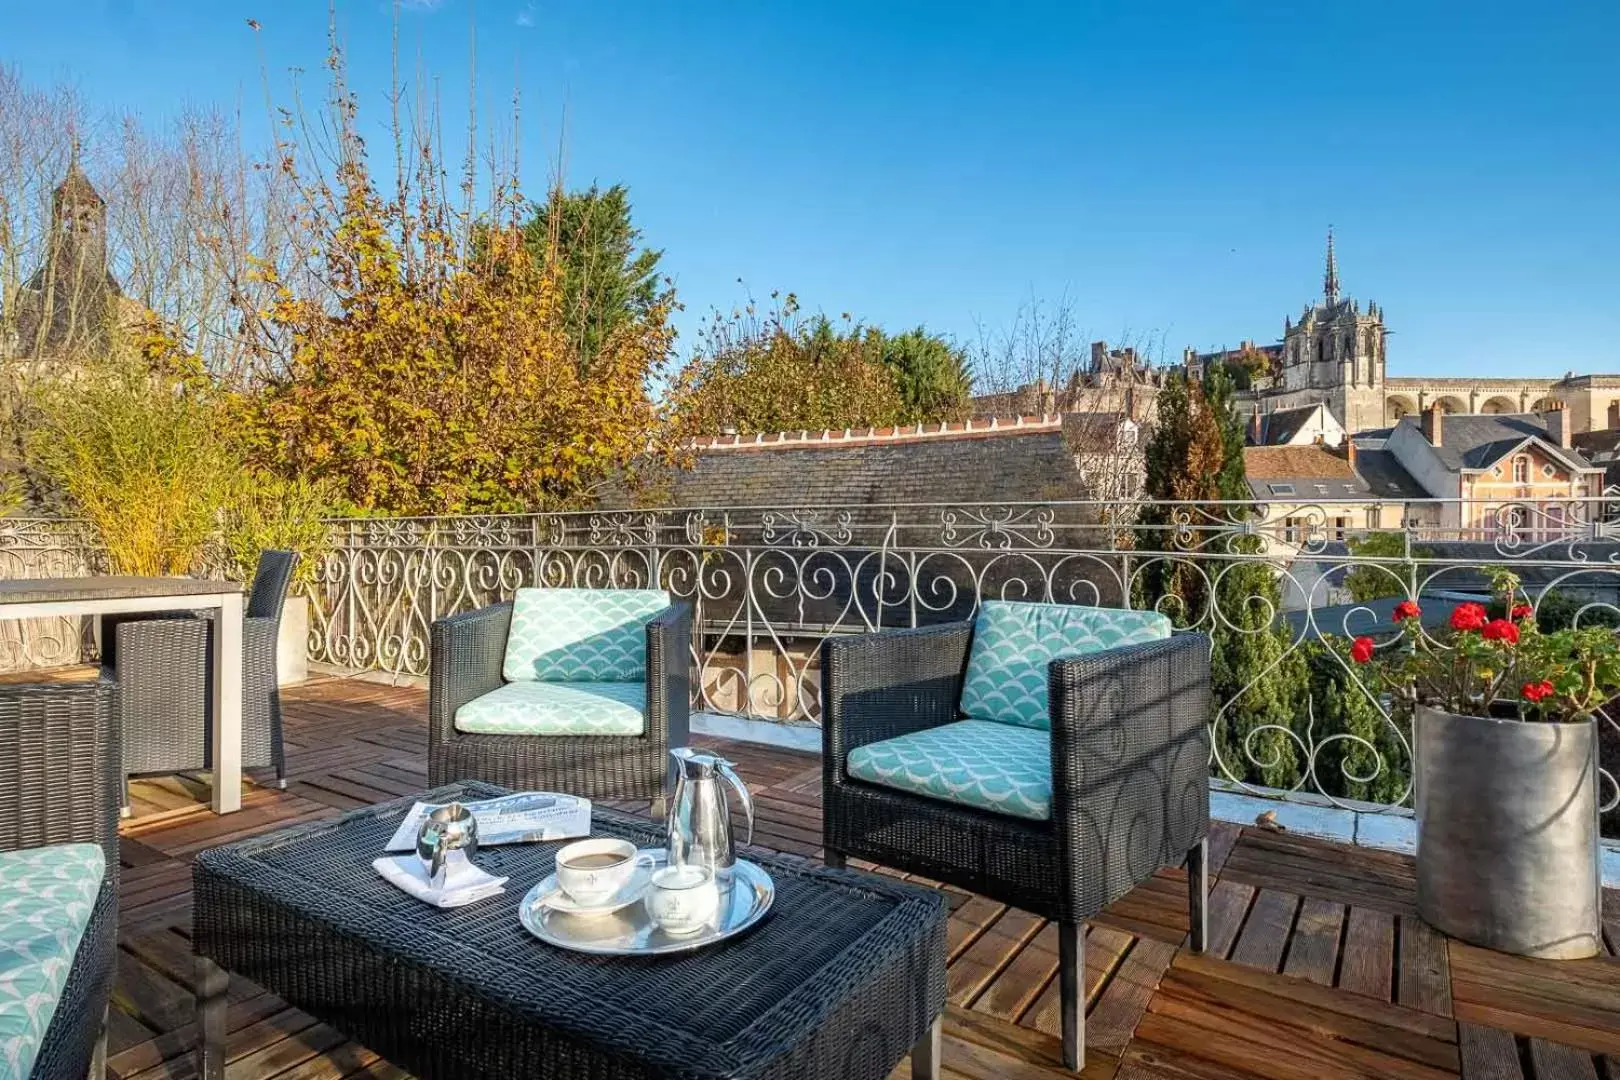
{"left": 107, "top": 676, "right": 1620, "bottom": 1080}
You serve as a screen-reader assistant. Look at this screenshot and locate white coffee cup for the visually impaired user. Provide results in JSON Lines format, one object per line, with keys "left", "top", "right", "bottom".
{"left": 644, "top": 865, "right": 721, "bottom": 936}
{"left": 554, "top": 839, "right": 653, "bottom": 906}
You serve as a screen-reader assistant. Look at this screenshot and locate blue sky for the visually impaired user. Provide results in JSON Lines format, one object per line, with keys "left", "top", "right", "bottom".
{"left": 3, "top": 1, "right": 1616, "bottom": 378}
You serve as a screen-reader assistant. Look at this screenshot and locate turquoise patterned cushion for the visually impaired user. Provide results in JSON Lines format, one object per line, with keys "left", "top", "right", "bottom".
{"left": 502, "top": 588, "right": 670, "bottom": 683}
{"left": 0, "top": 843, "right": 105, "bottom": 1080}
{"left": 846, "top": 719, "right": 1051, "bottom": 821}
{"left": 959, "top": 601, "right": 1172, "bottom": 730}
{"left": 455, "top": 680, "right": 647, "bottom": 736}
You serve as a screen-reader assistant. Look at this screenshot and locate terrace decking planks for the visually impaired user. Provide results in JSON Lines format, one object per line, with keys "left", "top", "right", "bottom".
{"left": 1337, "top": 905, "right": 1396, "bottom": 1001}
{"left": 1399, "top": 915, "right": 1454, "bottom": 1018}
{"left": 102, "top": 676, "right": 1620, "bottom": 1080}
{"left": 1281, "top": 898, "right": 1344, "bottom": 985}
{"left": 1227, "top": 889, "right": 1299, "bottom": 972}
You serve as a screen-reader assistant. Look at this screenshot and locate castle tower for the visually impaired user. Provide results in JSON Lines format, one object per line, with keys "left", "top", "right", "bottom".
{"left": 1278, "top": 229, "right": 1387, "bottom": 430}
{"left": 11, "top": 146, "right": 120, "bottom": 360}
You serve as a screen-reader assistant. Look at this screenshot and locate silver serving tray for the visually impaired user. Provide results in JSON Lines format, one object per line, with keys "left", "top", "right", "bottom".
{"left": 518, "top": 849, "right": 774, "bottom": 956}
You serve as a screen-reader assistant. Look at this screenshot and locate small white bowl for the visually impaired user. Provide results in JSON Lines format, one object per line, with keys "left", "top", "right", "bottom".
{"left": 644, "top": 865, "right": 720, "bottom": 936}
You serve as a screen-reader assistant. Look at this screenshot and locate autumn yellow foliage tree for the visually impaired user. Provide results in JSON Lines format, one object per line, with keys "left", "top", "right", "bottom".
{"left": 233, "top": 34, "right": 674, "bottom": 515}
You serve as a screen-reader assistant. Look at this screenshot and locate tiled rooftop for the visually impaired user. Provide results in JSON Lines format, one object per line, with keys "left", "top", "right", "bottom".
{"left": 110, "top": 677, "right": 1620, "bottom": 1080}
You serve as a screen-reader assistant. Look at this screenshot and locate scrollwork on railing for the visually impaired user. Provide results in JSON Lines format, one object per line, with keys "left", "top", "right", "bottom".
{"left": 938, "top": 505, "right": 1056, "bottom": 550}
{"left": 760, "top": 509, "right": 854, "bottom": 548}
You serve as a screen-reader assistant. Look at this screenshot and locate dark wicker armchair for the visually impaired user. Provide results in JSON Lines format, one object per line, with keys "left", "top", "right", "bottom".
{"left": 429, "top": 592, "right": 691, "bottom": 807}
{"left": 821, "top": 616, "right": 1212, "bottom": 1072}
{"left": 0, "top": 676, "right": 121, "bottom": 1080}
{"left": 102, "top": 550, "right": 300, "bottom": 801}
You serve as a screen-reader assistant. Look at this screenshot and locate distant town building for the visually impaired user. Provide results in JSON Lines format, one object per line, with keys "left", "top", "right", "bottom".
{"left": 1243, "top": 443, "right": 1377, "bottom": 542}
{"left": 1212, "top": 231, "right": 1618, "bottom": 434}
{"left": 1244, "top": 402, "right": 1346, "bottom": 448}
{"left": 971, "top": 341, "right": 1163, "bottom": 424}
{"left": 1352, "top": 405, "right": 1603, "bottom": 537}
{"left": 6, "top": 153, "right": 121, "bottom": 362}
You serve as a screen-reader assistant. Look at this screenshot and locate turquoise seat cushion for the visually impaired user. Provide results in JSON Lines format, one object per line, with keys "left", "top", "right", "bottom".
{"left": 0, "top": 843, "right": 106, "bottom": 1080}
{"left": 502, "top": 588, "right": 670, "bottom": 683}
{"left": 959, "top": 601, "right": 1172, "bottom": 730}
{"left": 846, "top": 719, "right": 1051, "bottom": 821}
{"left": 454, "top": 680, "right": 647, "bottom": 736}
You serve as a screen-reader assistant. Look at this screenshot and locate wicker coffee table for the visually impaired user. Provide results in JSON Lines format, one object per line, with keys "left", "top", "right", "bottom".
{"left": 192, "top": 782, "right": 948, "bottom": 1079}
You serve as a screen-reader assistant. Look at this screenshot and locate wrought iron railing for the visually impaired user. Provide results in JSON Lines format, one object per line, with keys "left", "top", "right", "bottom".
{"left": 308, "top": 497, "right": 1620, "bottom": 818}
{"left": 0, "top": 518, "right": 104, "bottom": 670}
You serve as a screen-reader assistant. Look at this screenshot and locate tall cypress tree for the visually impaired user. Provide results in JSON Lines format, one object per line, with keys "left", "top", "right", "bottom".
{"left": 1139, "top": 365, "right": 1306, "bottom": 791}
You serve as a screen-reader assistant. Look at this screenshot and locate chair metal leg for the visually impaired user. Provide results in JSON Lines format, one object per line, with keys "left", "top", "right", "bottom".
{"left": 1187, "top": 837, "right": 1209, "bottom": 953}
{"left": 823, "top": 849, "right": 846, "bottom": 870}
{"left": 196, "top": 954, "right": 229, "bottom": 1080}
{"left": 910, "top": 1013, "right": 941, "bottom": 1079}
{"left": 1060, "top": 921, "right": 1085, "bottom": 1071}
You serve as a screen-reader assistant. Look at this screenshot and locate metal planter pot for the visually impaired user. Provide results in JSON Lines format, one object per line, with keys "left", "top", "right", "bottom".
{"left": 1414, "top": 705, "right": 1602, "bottom": 959}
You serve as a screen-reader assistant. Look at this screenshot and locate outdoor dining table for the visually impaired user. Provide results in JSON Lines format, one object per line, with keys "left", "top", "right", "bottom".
{"left": 0, "top": 576, "right": 246, "bottom": 813}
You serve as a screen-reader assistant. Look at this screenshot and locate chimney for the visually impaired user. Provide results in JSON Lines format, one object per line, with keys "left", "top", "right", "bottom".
{"left": 1248, "top": 406, "right": 1264, "bottom": 446}
{"left": 1090, "top": 341, "right": 1108, "bottom": 372}
{"left": 1546, "top": 401, "right": 1571, "bottom": 449}
{"left": 1608, "top": 400, "right": 1619, "bottom": 431}
{"left": 1421, "top": 404, "right": 1443, "bottom": 447}
{"left": 1345, "top": 437, "right": 1359, "bottom": 470}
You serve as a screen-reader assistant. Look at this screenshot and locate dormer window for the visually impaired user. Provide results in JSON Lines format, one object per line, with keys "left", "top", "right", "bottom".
{"left": 1513, "top": 456, "right": 1530, "bottom": 483}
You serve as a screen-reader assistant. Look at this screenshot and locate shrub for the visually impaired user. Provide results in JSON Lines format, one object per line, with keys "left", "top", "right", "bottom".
{"left": 216, "top": 471, "right": 339, "bottom": 591}
{"left": 25, "top": 358, "right": 233, "bottom": 576}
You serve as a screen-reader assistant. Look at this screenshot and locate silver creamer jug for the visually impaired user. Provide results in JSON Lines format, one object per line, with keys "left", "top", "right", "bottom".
{"left": 666, "top": 747, "right": 754, "bottom": 878}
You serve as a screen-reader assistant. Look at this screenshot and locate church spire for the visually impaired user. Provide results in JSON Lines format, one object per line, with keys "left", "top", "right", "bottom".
{"left": 1323, "top": 226, "right": 1340, "bottom": 307}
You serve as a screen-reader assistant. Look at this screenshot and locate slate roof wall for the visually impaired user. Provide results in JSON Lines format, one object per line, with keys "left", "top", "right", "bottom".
{"left": 1398, "top": 413, "right": 1595, "bottom": 472}
{"left": 648, "top": 419, "right": 1087, "bottom": 507}
{"left": 1350, "top": 448, "right": 1430, "bottom": 499}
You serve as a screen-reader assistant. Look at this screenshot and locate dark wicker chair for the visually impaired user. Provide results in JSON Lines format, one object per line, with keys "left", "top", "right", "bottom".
{"left": 102, "top": 550, "right": 300, "bottom": 801}
{"left": 428, "top": 598, "right": 691, "bottom": 807}
{"left": 0, "top": 676, "right": 121, "bottom": 1080}
{"left": 821, "top": 621, "right": 1212, "bottom": 1072}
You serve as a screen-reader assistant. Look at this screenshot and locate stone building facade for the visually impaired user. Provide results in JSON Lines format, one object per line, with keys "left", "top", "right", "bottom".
{"left": 971, "top": 341, "right": 1164, "bottom": 424}
{"left": 1226, "top": 231, "right": 1612, "bottom": 435}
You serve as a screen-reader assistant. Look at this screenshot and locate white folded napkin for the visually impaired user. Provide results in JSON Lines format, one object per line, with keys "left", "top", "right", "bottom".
{"left": 373, "top": 849, "right": 508, "bottom": 908}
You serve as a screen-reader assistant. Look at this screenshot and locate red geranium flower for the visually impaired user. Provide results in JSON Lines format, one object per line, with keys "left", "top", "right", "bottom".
{"left": 1511, "top": 603, "right": 1534, "bottom": 621}
{"left": 1449, "top": 603, "right": 1488, "bottom": 632}
{"left": 1393, "top": 599, "right": 1421, "bottom": 621}
{"left": 1521, "top": 680, "right": 1555, "bottom": 703}
{"left": 1481, "top": 618, "right": 1520, "bottom": 645}
{"left": 1350, "top": 636, "right": 1375, "bottom": 664}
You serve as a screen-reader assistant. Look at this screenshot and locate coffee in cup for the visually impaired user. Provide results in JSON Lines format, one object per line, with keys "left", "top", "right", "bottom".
{"left": 554, "top": 838, "right": 653, "bottom": 906}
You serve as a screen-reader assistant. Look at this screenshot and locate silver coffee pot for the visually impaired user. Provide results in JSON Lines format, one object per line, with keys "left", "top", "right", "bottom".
{"left": 666, "top": 747, "right": 754, "bottom": 878}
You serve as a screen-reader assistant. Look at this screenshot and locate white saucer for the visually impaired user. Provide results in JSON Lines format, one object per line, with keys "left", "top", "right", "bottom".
{"left": 529, "top": 863, "right": 653, "bottom": 918}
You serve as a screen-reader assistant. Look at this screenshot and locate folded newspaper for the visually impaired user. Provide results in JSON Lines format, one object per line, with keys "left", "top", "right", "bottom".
{"left": 385, "top": 792, "right": 592, "bottom": 852}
